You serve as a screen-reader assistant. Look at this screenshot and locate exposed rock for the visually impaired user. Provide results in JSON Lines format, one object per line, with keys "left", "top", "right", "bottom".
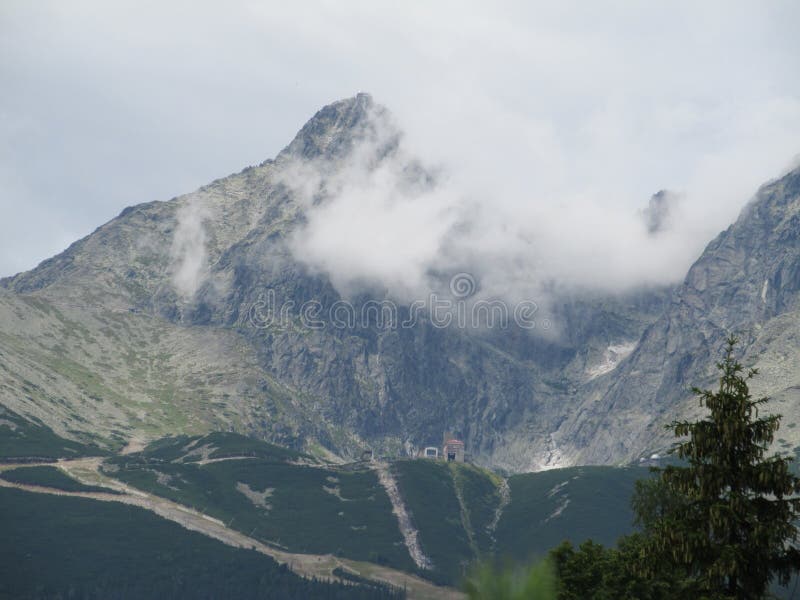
{"left": 9, "top": 94, "right": 794, "bottom": 473}
{"left": 641, "top": 189, "right": 677, "bottom": 234}
{"left": 0, "top": 95, "right": 671, "bottom": 470}
{"left": 375, "top": 462, "right": 433, "bottom": 570}
{"left": 236, "top": 482, "right": 274, "bottom": 511}
{"left": 557, "top": 166, "right": 800, "bottom": 465}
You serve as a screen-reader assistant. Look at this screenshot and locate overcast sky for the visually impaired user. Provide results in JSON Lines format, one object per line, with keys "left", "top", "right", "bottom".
{"left": 2, "top": 1, "right": 799, "bottom": 285}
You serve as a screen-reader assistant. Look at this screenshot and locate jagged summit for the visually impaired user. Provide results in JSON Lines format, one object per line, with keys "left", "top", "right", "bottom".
{"left": 558, "top": 165, "right": 800, "bottom": 465}
{"left": 277, "top": 92, "right": 391, "bottom": 161}
{"left": 641, "top": 189, "right": 676, "bottom": 235}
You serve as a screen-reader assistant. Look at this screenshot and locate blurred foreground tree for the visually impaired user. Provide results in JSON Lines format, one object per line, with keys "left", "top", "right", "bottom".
{"left": 550, "top": 534, "right": 685, "bottom": 600}
{"left": 462, "top": 559, "right": 557, "bottom": 600}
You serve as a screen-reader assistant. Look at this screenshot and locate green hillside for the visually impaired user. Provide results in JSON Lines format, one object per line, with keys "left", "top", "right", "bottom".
{"left": 390, "top": 459, "right": 650, "bottom": 585}
{"left": 449, "top": 463, "right": 504, "bottom": 556}
{"left": 493, "top": 465, "right": 646, "bottom": 562}
{"left": 392, "top": 460, "right": 475, "bottom": 583}
{"left": 0, "top": 422, "right": 655, "bottom": 591}
{"left": 0, "top": 465, "right": 121, "bottom": 494}
{"left": 0, "top": 487, "right": 403, "bottom": 599}
{"left": 105, "top": 434, "right": 416, "bottom": 572}
{"left": 0, "top": 421, "right": 660, "bottom": 593}
{"left": 128, "top": 431, "right": 314, "bottom": 463}
{"left": 100, "top": 435, "right": 652, "bottom": 588}
{"left": 0, "top": 406, "right": 106, "bottom": 460}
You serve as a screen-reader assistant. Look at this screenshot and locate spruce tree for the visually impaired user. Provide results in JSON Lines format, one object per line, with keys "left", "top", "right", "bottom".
{"left": 641, "top": 336, "right": 800, "bottom": 599}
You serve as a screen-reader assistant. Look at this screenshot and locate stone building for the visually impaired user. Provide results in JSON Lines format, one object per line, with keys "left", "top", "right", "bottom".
{"left": 442, "top": 432, "right": 465, "bottom": 462}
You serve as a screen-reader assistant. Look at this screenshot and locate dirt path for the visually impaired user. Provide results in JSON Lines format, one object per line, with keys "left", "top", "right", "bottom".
{"left": 0, "top": 462, "right": 51, "bottom": 472}
{"left": 374, "top": 461, "right": 434, "bottom": 571}
{"left": 196, "top": 455, "right": 259, "bottom": 466}
{"left": 1, "top": 459, "right": 461, "bottom": 600}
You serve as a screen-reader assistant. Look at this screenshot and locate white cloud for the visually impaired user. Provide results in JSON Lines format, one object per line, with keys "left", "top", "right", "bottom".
{"left": 170, "top": 200, "right": 209, "bottom": 298}
{"left": 1, "top": 0, "right": 799, "bottom": 298}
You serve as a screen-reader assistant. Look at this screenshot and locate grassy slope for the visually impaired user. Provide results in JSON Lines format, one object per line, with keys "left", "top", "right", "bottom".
{"left": 390, "top": 459, "right": 650, "bottom": 585}
{"left": 0, "top": 421, "right": 654, "bottom": 591}
{"left": 106, "top": 433, "right": 415, "bottom": 572}
{"left": 0, "top": 487, "right": 402, "bottom": 600}
{"left": 494, "top": 465, "right": 646, "bottom": 563}
{"left": 0, "top": 465, "right": 120, "bottom": 494}
{"left": 391, "top": 460, "right": 475, "bottom": 584}
{"left": 450, "top": 463, "right": 502, "bottom": 556}
{"left": 135, "top": 431, "right": 312, "bottom": 463}
{"left": 0, "top": 290, "right": 339, "bottom": 455}
{"left": 0, "top": 406, "right": 105, "bottom": 460}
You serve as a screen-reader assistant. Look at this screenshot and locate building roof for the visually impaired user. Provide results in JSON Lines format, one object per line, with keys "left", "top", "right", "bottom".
{"left": 445, "top": 439, "right": 464, "bottom": 446}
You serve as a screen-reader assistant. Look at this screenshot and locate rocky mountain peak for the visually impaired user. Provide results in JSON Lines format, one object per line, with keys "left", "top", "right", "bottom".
{"left": 4, "top": 92, "right": 798, "bottom": 473}
{"left": 641, "top": 189, "right": 676, "bottom": 235}
{"left": 277, "top": 92, "right": 395, "bottom": 162}
{"left": 556, "top": 163, "right": 800, "bottom": 466}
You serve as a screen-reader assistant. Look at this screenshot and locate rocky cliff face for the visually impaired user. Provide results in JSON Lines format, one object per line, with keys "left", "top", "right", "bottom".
{"left": 14, "top": 93, "right": 795, "bottom": 471}
{"left": 554, "top": 166, "right": 800, "bottom": 465}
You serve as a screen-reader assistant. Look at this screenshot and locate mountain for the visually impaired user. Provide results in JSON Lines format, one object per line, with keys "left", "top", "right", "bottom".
{"left": 0, "top": 94, "right": 671, "bottom": 471}
{"left": 555, "top": 165, "right": 800, "bottom": 464}
{"left": 2, "top": 92, "right": 797, "bottom": 472}
{"left": 0, "top": 426, "right": 647, "bottom": 594}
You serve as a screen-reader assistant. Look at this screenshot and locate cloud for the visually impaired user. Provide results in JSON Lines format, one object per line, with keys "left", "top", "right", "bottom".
{"left": 282, "top": 90, "right": 799, "bottom": 307}
{"left": 1, "top": 0, "right": 799, "bottom": 299}
{"left": 279, "top": 105, "right": 460, "bottom": 300}
{"left": 170, "top": 200, "right": 209, "bottom": 298}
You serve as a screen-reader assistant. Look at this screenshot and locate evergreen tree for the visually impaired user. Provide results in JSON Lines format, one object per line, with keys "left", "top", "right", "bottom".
{"left": 550, "top": 535, "right": 685, "bottom": 599}
{"left": 640, "top": 335, "right": 800, "bottom": 599}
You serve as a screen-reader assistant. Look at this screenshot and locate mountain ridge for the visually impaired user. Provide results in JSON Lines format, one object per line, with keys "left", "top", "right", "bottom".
{"left": 555, "top": 165, "right": 800, "bottom": 464}
{"left": 2, "top": 94, "right": 796, "bottom": 471}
